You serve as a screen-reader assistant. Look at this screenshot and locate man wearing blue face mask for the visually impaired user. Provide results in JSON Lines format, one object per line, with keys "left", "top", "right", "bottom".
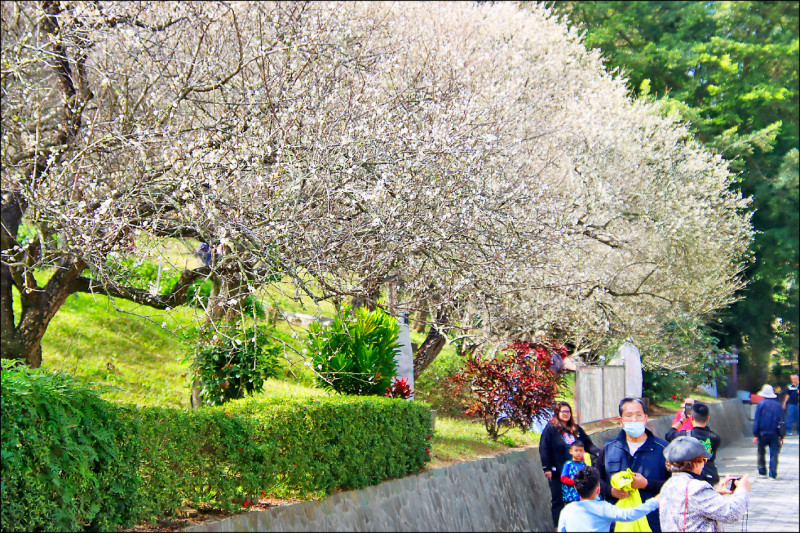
{"left": 596, "top": 398, "right": 669, "bottom": 532}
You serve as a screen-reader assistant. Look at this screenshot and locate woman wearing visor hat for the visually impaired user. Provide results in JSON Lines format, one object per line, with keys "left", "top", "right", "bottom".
{"left": 658, "top": 436, "right": 751, "bottom": 532}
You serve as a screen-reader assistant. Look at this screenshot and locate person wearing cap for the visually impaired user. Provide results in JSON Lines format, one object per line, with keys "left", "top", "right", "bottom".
{"left": 752, "top": 384, "right": 785, "bottom": 479}
{"left": 659, "top": 435, "right": 750, "bottom": 532}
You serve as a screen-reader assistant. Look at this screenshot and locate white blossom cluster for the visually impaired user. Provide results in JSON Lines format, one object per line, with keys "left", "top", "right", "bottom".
{"left": 1, "top": 1, "right": 752, "bottom": 362}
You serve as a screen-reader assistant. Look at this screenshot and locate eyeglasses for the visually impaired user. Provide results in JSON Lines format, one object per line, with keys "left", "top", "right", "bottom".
{"left": 559, "top": 410, "right": 572, "bottom": 414}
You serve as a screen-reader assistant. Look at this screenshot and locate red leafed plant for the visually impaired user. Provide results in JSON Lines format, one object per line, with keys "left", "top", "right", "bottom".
{"left": 449, "top": 340, "right": 565, "bottom": 440}
{"left": 385, "top": 377, "right": 413, "bottom": 399}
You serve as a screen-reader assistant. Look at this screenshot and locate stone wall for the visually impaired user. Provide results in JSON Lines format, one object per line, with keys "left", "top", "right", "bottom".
{"left": 185, "top": 448, "right": 554, "bottom": 532}
{"left": 185, "top": 399, "right": 750, "bottom": 532}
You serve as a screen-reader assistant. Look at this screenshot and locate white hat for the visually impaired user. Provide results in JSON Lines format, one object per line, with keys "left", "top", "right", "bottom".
{"left": 756, "top": 384, "right": 777, "bottom": 399}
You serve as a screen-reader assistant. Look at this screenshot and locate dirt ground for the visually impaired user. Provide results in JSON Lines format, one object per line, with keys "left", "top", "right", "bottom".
{"left": 124, "top": 497, "right": 310, "bottom": 532}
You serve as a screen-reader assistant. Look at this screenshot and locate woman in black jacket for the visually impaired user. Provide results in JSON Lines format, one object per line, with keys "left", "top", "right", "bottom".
{"left": 538, "top": 401, "right": 600, "bottom": 526}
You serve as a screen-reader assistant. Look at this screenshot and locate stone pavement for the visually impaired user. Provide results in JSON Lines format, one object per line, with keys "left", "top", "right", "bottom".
{"left": 715, "top": 433, "right": 799, "bottom": 532}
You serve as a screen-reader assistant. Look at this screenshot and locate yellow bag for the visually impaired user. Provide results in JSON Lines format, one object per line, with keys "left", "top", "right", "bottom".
{"left": 610, "top": 469, "right": 652, "bottom": 532}
{"left": 584, "top": 453, "right": 592, "bottom": 467}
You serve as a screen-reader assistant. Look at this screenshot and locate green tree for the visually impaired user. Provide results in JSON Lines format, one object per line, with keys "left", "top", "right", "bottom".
{"left": 547, "top": 0, "right": 799, "bottom": 387}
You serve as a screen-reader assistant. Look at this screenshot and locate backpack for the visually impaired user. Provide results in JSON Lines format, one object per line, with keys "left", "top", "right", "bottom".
{"left": 778, "top": 418, "right": 788, "bottom": 438}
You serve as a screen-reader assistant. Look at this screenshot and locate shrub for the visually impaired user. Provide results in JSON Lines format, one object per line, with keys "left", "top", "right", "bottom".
{"left": 1, "top": 360, "right": 144, "bottom": 532}
{"left": 126, "top": 404, "right": 277, "bottom": 518}
{"left": 130, "top": 393, "right": 433, "bottom": 515}
{"left": 449, "top": 340, "right": 564, "bottom": 440}
{"left": 183, "top": 325, "right": 282, "bottom": 406}
{"left": 306, "top": 306, "right": 400, "bottom": 395}
{"left": 230, "top": 393, "right": 433, "bottom": 494}
{"left": 1, "top": 361, "right": 432, "bottom": 529}
{"left": 642, "top": 367, "right": 692, "bottom": 404}
{"left": 414, "top": 345, "right": 471, "bottom": 417}
{"left": 385, "top": 377, "right": 413, "bottom": 399}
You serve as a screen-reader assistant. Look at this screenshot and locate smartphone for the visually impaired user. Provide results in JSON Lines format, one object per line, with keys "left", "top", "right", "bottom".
{"left": 683, "top": 404, "right": 692, "bottom": 416}
{"left": 726, "top": 476, "right": 742, "bottom": 491}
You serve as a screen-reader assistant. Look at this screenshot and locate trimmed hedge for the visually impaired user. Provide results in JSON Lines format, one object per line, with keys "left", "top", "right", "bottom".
{"left": 1, "top": 362, "right": 433, "bottom": 531}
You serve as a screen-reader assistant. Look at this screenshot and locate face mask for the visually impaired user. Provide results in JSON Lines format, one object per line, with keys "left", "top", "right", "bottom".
{"left": 623, "top": 421, "right": 646, "bottom": 438}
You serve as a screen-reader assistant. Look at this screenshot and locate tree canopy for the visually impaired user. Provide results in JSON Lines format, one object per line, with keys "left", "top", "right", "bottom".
{"left": 548, "top": 0, "right": 799, "bottom": 383}
{"left": 2, "top": 1, "right": 753, "bottom": 375}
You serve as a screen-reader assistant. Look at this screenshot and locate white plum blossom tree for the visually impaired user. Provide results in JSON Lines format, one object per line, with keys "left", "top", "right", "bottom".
{"left": 1, "top": 1, "right": 752, "bottom": 375}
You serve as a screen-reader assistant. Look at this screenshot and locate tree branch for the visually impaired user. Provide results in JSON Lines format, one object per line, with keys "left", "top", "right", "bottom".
{"left": 71, "top": 266, "right": 211, "bottom": 309}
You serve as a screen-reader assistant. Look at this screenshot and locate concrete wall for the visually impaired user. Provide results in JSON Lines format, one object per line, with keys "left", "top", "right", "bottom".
{"left": 185, "top": 448, "right": 554, "bottom": 532}
{"left": 186, "top": 399, "right": 750, "bottom": 532}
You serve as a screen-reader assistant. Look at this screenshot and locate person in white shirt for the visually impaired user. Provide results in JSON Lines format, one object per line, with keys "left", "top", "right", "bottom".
{"left": 557, "top": 466, "right": 659, "bottom": 532}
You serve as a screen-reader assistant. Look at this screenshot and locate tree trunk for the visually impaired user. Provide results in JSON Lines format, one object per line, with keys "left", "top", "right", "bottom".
{"left": 411, "top": 308, "right": 428, "bottom": 333}
{"left": 190, "top": 379, "right": 204, "bottom": 409}
{"left": 351, "top": 286, "right": 380, "bottom": 311}
{"left": 413, "top": 304, "right": 449, "bottom": 376}
{"left": 192, "top": 271, "right": 249, "bottom": 408}
{"left": 0, "top": 329, "right": 44, "bottom": 368}
{"left": 0, "top": 262, "right": 84, "bottom": 368}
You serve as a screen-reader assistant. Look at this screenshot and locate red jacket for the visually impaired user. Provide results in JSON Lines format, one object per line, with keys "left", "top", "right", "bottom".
{"left": 671, "top": 411, "right": 693, "bottom": 431}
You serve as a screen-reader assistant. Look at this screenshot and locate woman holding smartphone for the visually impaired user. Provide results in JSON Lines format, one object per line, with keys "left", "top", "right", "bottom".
{"left": 659, "top": 436, "right": 751, "bottom": 531}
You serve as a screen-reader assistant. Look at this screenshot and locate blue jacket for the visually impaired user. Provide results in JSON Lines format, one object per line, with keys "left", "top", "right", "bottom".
{"left": 753, "top": 398, "right": 784, "bottom": 436}
{"left": 597, "top": 429, "right": 669, "bottom": 533}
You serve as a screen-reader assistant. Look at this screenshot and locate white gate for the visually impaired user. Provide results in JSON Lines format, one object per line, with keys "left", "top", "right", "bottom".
{"left": 574, "top": 365, "right": 625, "bottom": 424}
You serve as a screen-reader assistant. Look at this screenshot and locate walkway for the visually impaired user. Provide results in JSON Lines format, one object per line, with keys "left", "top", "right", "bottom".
{"left": 715, "top": 433, "right": 799, "bottom": 532}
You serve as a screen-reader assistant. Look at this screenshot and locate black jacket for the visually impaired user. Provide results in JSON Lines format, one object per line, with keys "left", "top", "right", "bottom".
{"left": 665, "top": 425, "right": 722, "bottom": 484}
{"left": 539, "top": 422, "right": 600, "bottom": 474}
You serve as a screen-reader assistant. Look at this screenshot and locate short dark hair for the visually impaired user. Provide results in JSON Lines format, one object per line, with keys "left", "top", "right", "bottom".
{"left": 618, "top": 397, "right": 648, "bottom": 416}
{"left": 690, "top": 402, "right": 710, "bottom": 423}
{"left": 574, "top": 466, "right": 601, "bottom": 498}
{"left": 570, "top": 439, "right": 585, "bottom": 449}
{"left": 666, "top": 457, "right": 705, "bottom": 473}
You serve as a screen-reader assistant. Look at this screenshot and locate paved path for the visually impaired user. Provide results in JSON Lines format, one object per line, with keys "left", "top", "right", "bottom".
{"left": 715, "top": 433, "right": 799, "bottom": 532}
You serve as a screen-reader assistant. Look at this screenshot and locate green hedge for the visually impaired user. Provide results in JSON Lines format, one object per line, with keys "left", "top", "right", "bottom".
{"left": 1, "top": 361, "right": 143, "bottom": 532}
{"left": 1, "top": 362, "right": 433, "bottom": 531}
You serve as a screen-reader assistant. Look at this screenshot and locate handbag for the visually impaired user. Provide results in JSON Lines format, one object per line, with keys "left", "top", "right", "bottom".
{"left": 681, "top": 481, "right": 690, "bottom": 532}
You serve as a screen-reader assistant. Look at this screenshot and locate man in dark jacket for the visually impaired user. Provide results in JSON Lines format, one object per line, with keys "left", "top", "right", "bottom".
{"left": 596, "top": 397, "right": 669, "bottom": 532}
{"left": 753, "top": 384, "right": 785, "bottom": 479}
{"left": 665, "top": 402, "right": 721, "bottom": 484}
